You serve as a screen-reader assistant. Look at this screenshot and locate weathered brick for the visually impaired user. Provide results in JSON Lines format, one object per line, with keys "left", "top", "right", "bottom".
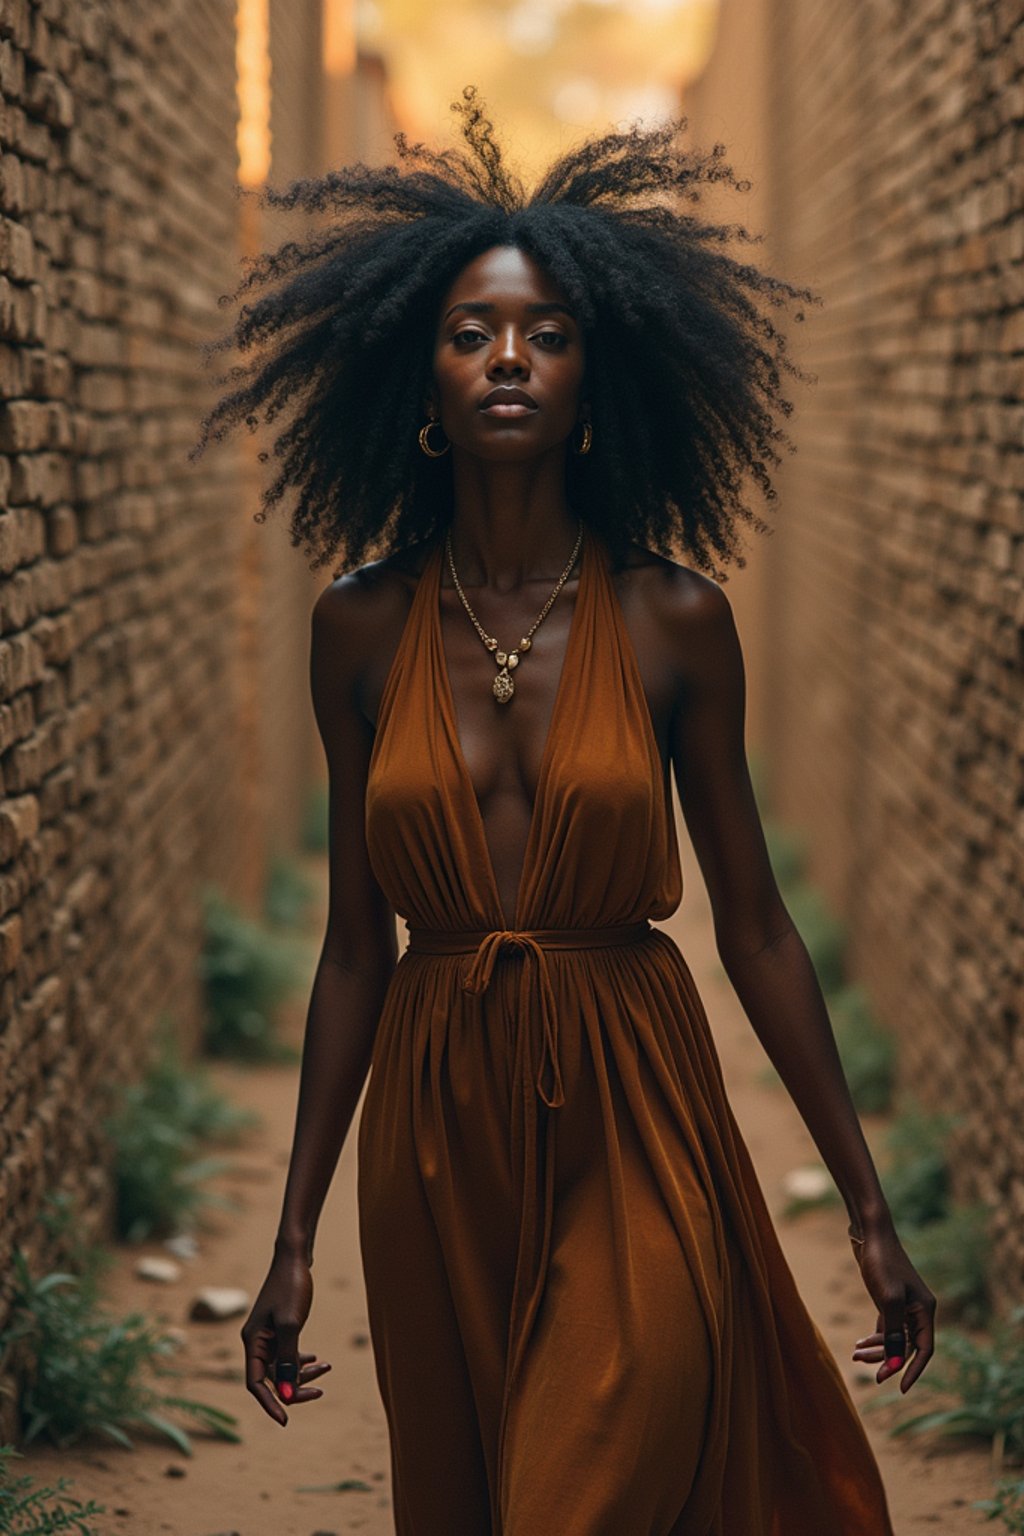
{"left": 0, "top": 214, "right": 33, "bottom": 279}
{"left": 688, "top": 0, "right": 1024, "bottom": 1310}
{"left": 0, "top": 911, "right": 22, "bottom": 972}
{"left": 0, "top": 0, "right": 328, "bottom": 1361}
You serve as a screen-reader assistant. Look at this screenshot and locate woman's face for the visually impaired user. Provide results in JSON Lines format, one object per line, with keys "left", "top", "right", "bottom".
{"left": 429, "top": 244, "right": 587, "bottom": 461}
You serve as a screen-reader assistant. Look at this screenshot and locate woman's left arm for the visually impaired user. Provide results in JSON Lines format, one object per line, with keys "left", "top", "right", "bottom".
{"left": 664, "top": 570, "right": 936, "bottom": 1392}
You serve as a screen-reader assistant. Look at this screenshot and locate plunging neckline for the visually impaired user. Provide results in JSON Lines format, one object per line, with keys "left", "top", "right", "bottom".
{"left": 432, "top": 529, "right": 591, "bottom": 932}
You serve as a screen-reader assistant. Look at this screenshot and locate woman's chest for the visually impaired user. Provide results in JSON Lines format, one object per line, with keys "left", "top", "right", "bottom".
{"left": 363, "top": 561, "right": 680, "bottom": 807}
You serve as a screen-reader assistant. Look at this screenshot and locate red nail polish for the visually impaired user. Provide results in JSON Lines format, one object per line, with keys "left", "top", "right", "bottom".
{"left": 885, "top": 1356, "right": 904, "bottom": 1372}
{"left": 279, "top": 1380, "right": 294, "bottom": 1402}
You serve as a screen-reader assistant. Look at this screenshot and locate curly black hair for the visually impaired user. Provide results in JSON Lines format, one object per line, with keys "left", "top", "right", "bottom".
{"left": 192, "top": 86, "right": 817, "bottom": 579}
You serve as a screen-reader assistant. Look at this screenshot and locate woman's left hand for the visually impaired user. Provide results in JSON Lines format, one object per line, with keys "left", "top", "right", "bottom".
{"left": 849, "top": 1221, "right": 937, "bottom": 1393}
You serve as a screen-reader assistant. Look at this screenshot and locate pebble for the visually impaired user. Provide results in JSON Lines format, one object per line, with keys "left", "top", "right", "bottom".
{"left": 780, "top": 1164, "right": 833, "bottom": 1202}
{"left": 164, "top": 1232, "right": 201, "bottom": 1261}
{"left": 188, "top": 1286, "right": 249, "bottom": 1321}
{"left": 135, "top": 1256, "right": 182, "bottom": 1284}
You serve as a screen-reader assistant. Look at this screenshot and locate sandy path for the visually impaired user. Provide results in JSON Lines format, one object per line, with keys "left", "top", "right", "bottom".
{"left": 19, "top": 832, "right": 993, "bottom": 1534}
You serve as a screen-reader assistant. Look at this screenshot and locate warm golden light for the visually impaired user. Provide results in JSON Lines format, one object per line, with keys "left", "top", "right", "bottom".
{"left": 236, "top": 0, "right": 271, "bottom": 186}
{"left": 364, "top": 0, "right": 720, "bottom": 181}
{"left": 324, "top": 0, "right": 357, "bottom": 76}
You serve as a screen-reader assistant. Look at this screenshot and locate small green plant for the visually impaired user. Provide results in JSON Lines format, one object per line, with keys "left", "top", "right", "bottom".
{"left": 881, "top": 1102, "right": 958, "bottom": 1229}
{"left": 878, "top": 1307, "right": 1024, "bottom": 1472}
{"left": 199, "top": 885, "right": 306, "bottom": 1060}
{"left": 104, "top": 1025, "right": 257, "bottom": 1242}
{"left": 301, "top": 779, "right": 329, "bottom": 853}
{"left": 264, "top": 853, "right": 317, "bottom": 930}
{"left": 140, "top": 1025, "right": 259, "bottom": 1143}
{"left": 0, "top": 1249, "right": 240, "bottom": 1456}
{"left": 977, "top": 1476, "right": 1024, "bottom": 1531}
{"left": 829, "top": 984, "right": 897, "bottom": 1115}
{"left": 0, "top": 1446, "right": 103, "bottom": 1535}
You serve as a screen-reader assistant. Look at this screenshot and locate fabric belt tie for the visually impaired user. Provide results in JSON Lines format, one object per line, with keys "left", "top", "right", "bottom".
{"left": 405, "top": 921, "right": 653, "bottom": 1110}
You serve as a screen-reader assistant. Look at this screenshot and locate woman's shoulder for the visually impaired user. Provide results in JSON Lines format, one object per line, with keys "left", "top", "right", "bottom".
{"left": 313, "top": 537, "right": 434, "bottom": 627}
{"left": 618, "top": 540, "right": 731, "bottom": 632}
{"left": 310, "top": 538, "right": 438, "bottom": 708}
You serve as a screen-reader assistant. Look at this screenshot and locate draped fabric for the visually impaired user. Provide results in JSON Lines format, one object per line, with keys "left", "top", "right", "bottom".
{"left": 359, "top": 529, "right": 894, "bottom": 1535}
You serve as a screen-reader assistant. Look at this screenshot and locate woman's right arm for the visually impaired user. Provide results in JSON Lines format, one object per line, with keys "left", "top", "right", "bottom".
{"left": 241, "top": 576, "right": 399, "bottom": 1424}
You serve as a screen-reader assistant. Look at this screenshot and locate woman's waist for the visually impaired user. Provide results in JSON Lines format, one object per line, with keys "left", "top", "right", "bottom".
{"left": 404, "top": 919, "right": 653, "bottom": 957}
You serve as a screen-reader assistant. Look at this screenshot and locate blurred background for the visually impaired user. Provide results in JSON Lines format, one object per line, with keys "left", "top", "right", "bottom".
{"left": 0, "top": 0, "right": 1021, "bottom": 1428}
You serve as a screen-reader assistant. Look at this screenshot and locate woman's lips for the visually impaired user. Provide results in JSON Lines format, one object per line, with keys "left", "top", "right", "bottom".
{"left": 478, "top": 385, "right": 539, "bottom": 414}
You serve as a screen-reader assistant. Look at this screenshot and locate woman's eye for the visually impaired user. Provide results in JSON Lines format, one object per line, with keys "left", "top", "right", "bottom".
{"left": 453, "top": 328, "right": 488, "bottom": 346}
{"left": 533, "top": 331, "right": 567, "bottom": 348}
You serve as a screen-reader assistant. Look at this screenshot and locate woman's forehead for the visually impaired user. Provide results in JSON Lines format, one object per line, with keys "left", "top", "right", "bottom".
{"left": 439, "top": 245, "right": 573, "bottom": 316}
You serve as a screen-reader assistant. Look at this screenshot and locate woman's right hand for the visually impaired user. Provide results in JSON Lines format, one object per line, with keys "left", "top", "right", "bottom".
{"left": 240, "top": 1246, "right": 331, "bottom": 1424}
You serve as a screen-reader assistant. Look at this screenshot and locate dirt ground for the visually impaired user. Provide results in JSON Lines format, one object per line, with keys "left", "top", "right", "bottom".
{"left": 20, "top": 835, "right": 997, "bottom": 1535}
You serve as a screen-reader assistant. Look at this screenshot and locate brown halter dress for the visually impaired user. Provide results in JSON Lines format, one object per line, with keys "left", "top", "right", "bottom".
{"left": 360, "top": 527, "right": 894, "bottom": 1535}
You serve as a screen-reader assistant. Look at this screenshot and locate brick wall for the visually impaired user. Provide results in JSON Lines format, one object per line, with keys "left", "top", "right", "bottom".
{"left": 686, "top": 0, "right": 1024, "bottom": 1301}
{"left": 0, "top": 0, "right": 246, "bottom": 1362}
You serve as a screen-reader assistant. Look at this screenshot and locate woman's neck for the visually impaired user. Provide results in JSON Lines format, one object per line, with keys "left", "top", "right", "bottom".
{"left": 445, "top": 455, "right": 580, "bottom": 592}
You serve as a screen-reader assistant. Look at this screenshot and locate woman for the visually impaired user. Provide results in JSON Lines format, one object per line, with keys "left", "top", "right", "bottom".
{"left": 196, "top": 90, "right": 935, "bottom": 1534}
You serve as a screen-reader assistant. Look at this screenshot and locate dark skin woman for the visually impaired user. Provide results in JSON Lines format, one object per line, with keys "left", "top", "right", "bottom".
{"left": 194, "top": 90, "right": 935, "bottom": 1533}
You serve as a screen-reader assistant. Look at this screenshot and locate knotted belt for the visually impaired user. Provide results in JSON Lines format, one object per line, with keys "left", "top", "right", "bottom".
{"left": 405, "top": 921, "right": 653, "bottom": 1109}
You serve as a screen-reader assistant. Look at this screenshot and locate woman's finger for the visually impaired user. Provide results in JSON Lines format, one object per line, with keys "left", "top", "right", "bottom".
{"left": 897, "top": 1298, "right": 937, "bottom": 1393}
{"left": 273, "top": 1355, "right": 331, "bottom": 1401}
{"left": 851, "top": 1326, "right": 884, "bottom": 1362}
{"left": 242, "top": 1322, "right": 288, "bottom": 1424}
{"left": 874, "top": 1290, "right": 909, "bottom": 1382}
{"left": 299, "top": 1360, "right": 332, "bottom": 1382}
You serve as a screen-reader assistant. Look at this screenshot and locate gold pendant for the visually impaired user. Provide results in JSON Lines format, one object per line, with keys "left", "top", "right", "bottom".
{"left": 493, "top": 667, "right": 515, "bottom": 704}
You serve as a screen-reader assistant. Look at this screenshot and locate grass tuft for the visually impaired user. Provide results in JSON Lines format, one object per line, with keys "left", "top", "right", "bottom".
{"left": 977, "top": 1476, "right": 1024, "bottom": 1531}
{"left": 199, "top": 885, "right": 306, "bottom": 1060}
{"left": 104, "top": 1025, "right": 257, "bottom": 1243}
{"left": 881, "top": 1103, "right": 958, "bottom": 1230}
{"left": 829, "top": 984, "right": 897, "bottom": 1115}
{"left": 876, "top": 1307, "right": 1024, "bottom": 1474}
{"left": 0, "top": 1445, "right": 104, "bottom": 1534}
{"left": 0, "top": 1242, "right": 240, "bottom": 1456}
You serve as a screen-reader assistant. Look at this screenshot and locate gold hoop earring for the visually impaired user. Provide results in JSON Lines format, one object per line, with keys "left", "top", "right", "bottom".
{"left": 574, "top": 421, "right": 593, "bottom": 456}
{"left": 419, "top": 418, "right": 450, "bottom": 458}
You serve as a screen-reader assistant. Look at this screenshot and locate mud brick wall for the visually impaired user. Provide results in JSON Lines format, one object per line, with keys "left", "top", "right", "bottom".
{"left": 0, "top": 0, "right": 248, "bottom": 1342}
{"left": 687, "top": 0, "right": 1024, "bottom": 1302}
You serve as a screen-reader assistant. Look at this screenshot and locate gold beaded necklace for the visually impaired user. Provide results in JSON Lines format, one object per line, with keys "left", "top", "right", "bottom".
{"left": 444, "top": 521, "right": 585, "bottom": 704}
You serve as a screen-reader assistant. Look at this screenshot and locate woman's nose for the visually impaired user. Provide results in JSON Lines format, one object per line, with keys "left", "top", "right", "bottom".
{"left": 486, "top": 326, "right": 529, "bottom": 377}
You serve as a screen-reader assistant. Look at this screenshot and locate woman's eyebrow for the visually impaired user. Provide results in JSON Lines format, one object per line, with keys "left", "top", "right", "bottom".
{"left": 443, "top": 301, "right": 576, "bottom": 321}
